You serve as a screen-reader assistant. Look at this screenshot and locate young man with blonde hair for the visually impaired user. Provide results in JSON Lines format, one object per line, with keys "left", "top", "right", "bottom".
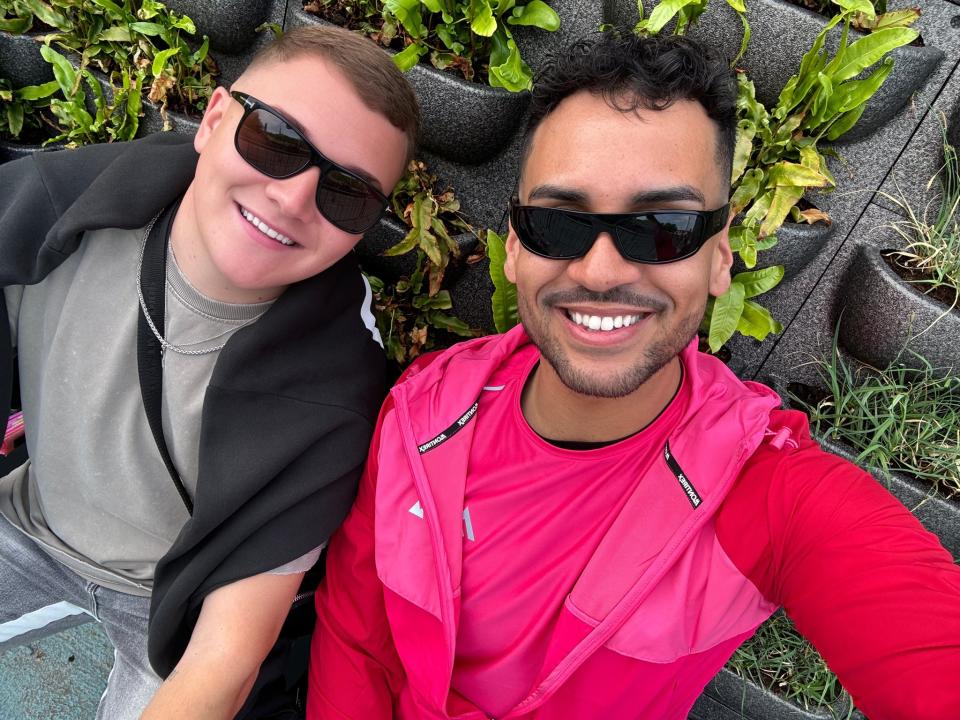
{"left": 0, "top": 24, "right": 418, "bottom": 718}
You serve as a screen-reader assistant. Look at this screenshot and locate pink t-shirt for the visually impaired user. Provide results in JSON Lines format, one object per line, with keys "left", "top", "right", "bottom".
{"left": 452, "top": 344, "right": 689, "bottom": 716}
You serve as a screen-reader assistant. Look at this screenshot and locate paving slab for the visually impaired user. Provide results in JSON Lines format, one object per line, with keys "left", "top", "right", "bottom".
{"left": 0, "top": 623, "right": 111, "bottom": 720}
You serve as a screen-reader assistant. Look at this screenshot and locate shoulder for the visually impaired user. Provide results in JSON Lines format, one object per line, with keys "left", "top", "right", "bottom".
{"left": 733, "top": 408, "right": 890, "bottom": 516}
{"left": 717, "top": 408, "right": 950, "bottom": 601}
{"left": 720, "top": 408, "right": 892, "bottom": 538}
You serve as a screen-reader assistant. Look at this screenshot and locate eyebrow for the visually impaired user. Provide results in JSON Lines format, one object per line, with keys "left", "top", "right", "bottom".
{"left": 526, "top": 184, "right": 706, "bottom": 206}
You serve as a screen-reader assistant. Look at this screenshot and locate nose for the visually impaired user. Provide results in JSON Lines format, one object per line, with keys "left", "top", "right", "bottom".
{"left": 565, "top": 231, "right": 639, "bottom": 292}
{"left": 263, "top": 165, "right": 321, "bottom": 219}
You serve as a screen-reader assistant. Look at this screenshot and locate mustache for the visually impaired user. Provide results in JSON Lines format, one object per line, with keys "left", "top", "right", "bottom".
{"left": 542, "top": 286, "right": 668, "bottom": 312}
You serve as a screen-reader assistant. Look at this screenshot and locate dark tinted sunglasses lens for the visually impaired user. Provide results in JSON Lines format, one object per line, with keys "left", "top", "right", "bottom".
{"left": 514, "top": 207, "right": 595, "bottom": 258}
{"left": 616, "top": 213, "right": 703, "bottom": 262}
{"left": 237, "top": 108, "right": 311, "bottom": 177}
{"left": 317, "top": 170, "right": 384, "bottom": 234}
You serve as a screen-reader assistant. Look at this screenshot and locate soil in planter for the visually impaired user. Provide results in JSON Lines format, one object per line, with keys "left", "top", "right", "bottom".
{"left": 0, "top": 114, "right": 61, "bottom": 146}
{"left": 303, "top": 0, "right": 486, "bottom": 84}
{"left": 786, "top": 380, "right": 828, "bottom": 410}
{"left": 881, "top": 250, "right": 960, "bottom": 313}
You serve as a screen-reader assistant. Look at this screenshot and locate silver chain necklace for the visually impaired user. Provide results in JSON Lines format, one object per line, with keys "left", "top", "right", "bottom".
{"left": 136, "top": 213, "right": 262, "bottom": 356}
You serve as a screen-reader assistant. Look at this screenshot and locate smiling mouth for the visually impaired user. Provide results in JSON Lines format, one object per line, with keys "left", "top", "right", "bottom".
{"left": 566, "top": 310, "right": 646, "bottom": 332}
{"left": 240, "top": 206, "right": 296, "bottom": 246}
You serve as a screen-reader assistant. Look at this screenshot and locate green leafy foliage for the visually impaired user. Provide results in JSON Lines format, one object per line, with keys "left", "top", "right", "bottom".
{"left": 634, "top": 0, "right": 710, "bottom": 36}
{"left": 0, "top": 74, "right": 58, "bottom": 140}
{"left": 788, "top": 0, "right": 920, "bottom": 32}
{"left": 703, "top": 9, "right": 916, "bottom": 351}
{"left": 367, "top": 160, "right": 482, "bottom": 364}
{"left": 486, "top": 229, "right": 518, "bottom": 332}
{"left": 304, "top": 0, "right": 560, "bottom": 90}
{"left": 634, "top": 0, "right": 749, "bottom": 63}
{"left": 0, "top": 44, "right": 141, "bottom": 145}
{"left": 1, "top": 0, "right": 217, "bottom": 125}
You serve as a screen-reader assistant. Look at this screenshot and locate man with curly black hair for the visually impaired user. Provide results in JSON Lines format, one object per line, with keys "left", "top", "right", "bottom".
{"left": 309, "top": 31, "right": 960, "bottom": 719}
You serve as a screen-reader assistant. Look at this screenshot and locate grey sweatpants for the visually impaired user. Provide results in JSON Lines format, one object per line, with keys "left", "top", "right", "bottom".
{"left": 0, "top": 513, "right": 162, "bottom": 719}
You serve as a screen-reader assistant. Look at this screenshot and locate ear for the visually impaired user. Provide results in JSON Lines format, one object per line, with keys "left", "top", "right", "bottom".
{"left": 708, "top": 213, "right": 735, "bottom": 297}
{"left": 193, "top": 86, "right": 233, "bottom": 154}
{"left": 504, "top": 222, "right": 521, "bottom": 284}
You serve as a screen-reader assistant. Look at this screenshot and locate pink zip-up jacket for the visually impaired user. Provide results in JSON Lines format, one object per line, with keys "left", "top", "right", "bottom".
{"left": 309, "top": 327, "right": 960, "bottom": 719}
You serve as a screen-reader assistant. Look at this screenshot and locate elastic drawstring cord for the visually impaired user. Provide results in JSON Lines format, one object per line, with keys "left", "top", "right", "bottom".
{"left": 765, "top": 426, "right": 798, "bottom": 451}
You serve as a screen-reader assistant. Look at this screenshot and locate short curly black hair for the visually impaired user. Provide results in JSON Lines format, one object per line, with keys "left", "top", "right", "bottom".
{"left": 521, "top": 30, "right": 737, "bottom": 192}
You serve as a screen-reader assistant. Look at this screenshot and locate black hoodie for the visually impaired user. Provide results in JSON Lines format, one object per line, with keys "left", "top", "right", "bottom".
{"left": 0, "top": 133, "right": 385, "bottom": 676}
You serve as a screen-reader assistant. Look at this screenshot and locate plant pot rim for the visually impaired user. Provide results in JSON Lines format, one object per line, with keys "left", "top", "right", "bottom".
{"left": 859, "top": 242, "right": 960, "bottom": 319}
{"left": 708, "top": 664, "right": 854, "bottom": 719}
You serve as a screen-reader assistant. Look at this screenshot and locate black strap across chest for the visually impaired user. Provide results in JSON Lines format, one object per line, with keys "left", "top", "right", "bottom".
{"left": 136, "top": 202, "right": 194, "bottom": 516}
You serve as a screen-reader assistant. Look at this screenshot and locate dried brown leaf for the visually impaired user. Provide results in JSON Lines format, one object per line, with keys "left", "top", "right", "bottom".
{"left": 797, "top": 208, "right": 832, "bottom": 226}
{"left": 148, "top": 74, "right": 175, "bottom": 104}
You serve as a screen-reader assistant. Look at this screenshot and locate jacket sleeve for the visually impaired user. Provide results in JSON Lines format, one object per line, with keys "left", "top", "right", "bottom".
{"left": 717, "top": 409, "right": 960, "bottom": 720}
{"left": 308, "top": 396, "right": 405, "bottom": 719}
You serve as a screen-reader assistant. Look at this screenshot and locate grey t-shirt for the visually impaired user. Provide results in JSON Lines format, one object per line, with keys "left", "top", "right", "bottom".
{"left": 1, "top": 225, "right": 320, "bottom": 595}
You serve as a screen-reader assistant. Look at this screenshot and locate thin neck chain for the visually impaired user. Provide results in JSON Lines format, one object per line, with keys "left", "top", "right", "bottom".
{"left": 136, "top": 214, "right": 262, "bottom": 357}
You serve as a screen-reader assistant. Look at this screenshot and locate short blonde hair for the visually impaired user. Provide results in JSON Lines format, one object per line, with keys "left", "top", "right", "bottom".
{"left": 248, "top": 24, "right": 420, "bottom": 161}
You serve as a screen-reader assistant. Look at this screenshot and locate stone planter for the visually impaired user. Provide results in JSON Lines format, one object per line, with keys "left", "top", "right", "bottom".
{"left": 449, "top": 257, "right": 496, "bottom": 332}
{"left": 163, "top": 0, "right": 273, "bottom": 55}
{"left": 692, "top": 665, "right": 862, "bottom": 720}
{"left": 0, "top": 30, "right": 52, "bottom": 87}
{"left": 285, "top": 1, "right": 529, "bottom": 165}
{"left": 838, "top": 242, "right": 959, "bottom": 375}
{"left": 356, "top": 214, "right": 478, "bottom": 282}
{"left": 605, "top": 0, "right": 943, "bottom": 142}
{"left": 732, "top": 219, "right": 835, "bottom": 280}
{"left": 0, "top": 140, "right": 62, "bottom": 164}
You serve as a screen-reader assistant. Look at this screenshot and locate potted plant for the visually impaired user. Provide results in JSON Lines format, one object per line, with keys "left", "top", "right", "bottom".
{"left": 359, "top": 159, "right": 484, "bottom": 370}
{"left": 608, "top": 0, "right": 942, "bottom": 142}
{"left": 0, "top": 0, "right": 215, "bottom": 139}
{"left": 787, "top": 339, "right": 960, "bottom": 558}
{"left": 290, "top": 0, "right": 560, "bottom": 164}
{"left": 839, "top": 124, "right": 959, "bottom": 373}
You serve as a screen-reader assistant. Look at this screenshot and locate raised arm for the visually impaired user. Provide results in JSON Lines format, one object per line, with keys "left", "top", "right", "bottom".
{"left": 718, "top": 411, "right": 960, "bottom": 719}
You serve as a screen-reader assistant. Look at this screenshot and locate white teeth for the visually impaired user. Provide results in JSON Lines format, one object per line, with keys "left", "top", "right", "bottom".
{"left": 567, "top": 310, "right": 643, "bottom": 332}
{"left": 241, "top": 207, "right": 294, "bottom": 246}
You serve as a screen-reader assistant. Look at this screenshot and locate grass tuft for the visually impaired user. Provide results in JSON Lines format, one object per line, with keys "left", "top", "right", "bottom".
{"left": 791, "top": 337, "right": 960, "bottom": 500}
{"left": 886, "top": 114, "right": 960, "bottom": 305}
{"left": 727, "top": 611, "right": 854, "bottom": 717}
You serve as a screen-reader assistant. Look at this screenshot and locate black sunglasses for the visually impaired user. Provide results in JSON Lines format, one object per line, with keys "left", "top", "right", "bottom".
{"left": 509, "top": 199, "right": 730, "bottom": 264}
{"left": 230, "top": 91, "right": 388, "bottom": 234}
